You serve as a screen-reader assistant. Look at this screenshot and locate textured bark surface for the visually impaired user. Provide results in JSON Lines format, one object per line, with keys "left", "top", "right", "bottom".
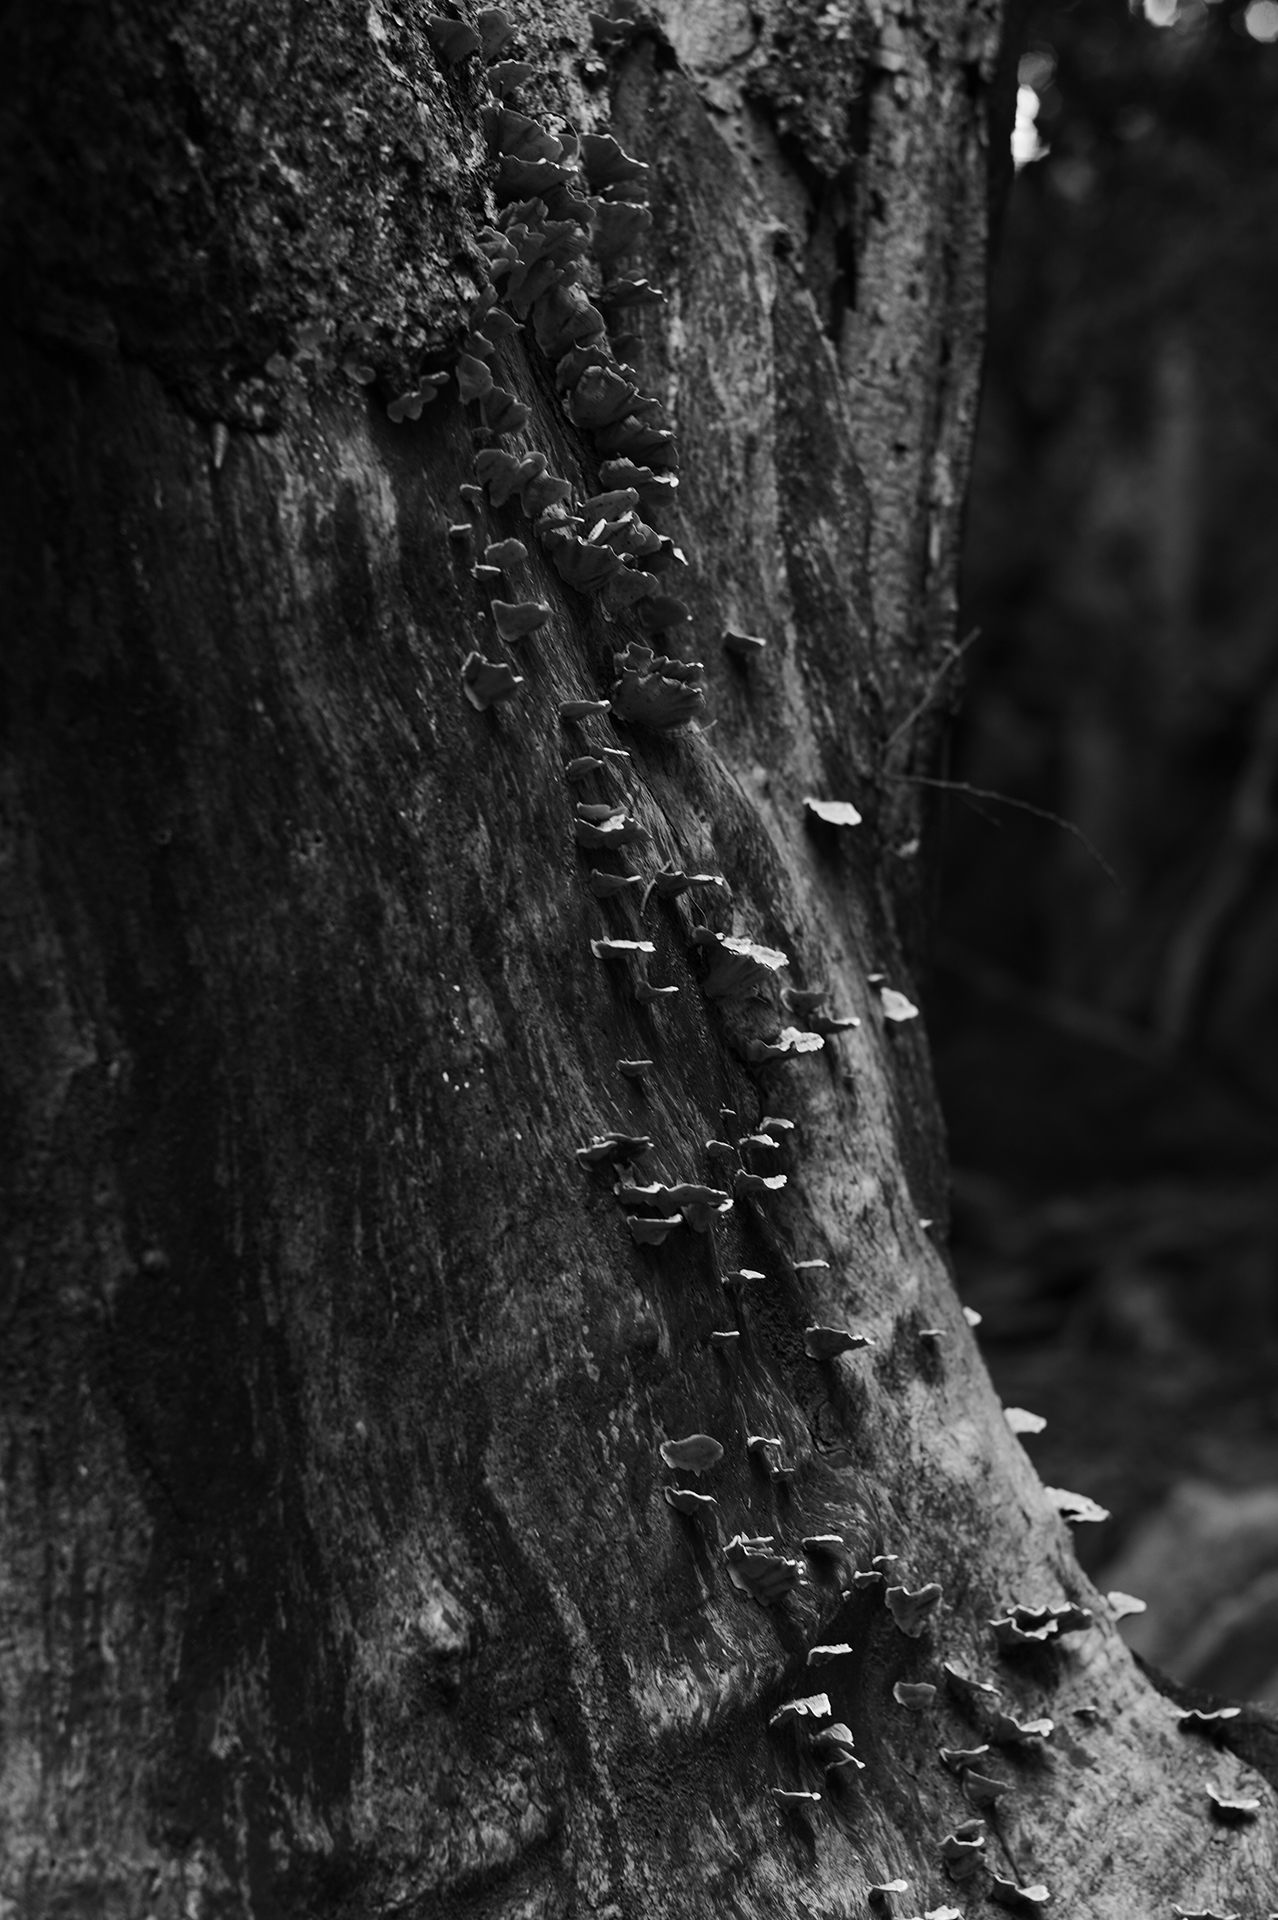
{"left": 3, "top": 3, "right": 1277, "bottom": 1917}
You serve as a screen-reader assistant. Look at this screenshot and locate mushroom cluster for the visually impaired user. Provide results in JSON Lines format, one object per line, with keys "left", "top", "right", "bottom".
{"left": 427, "top": 12, "right": 1154, "bottom": 1906}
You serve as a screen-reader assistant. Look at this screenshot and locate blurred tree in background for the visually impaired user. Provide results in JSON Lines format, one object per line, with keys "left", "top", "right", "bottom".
{"left": 935, "top": 0, "right": 1278, "bottom": 1698}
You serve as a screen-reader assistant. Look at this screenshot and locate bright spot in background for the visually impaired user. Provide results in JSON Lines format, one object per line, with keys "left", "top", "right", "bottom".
{"left": 1012, "top": 83, "right": 1049, "bottom": 169}
{"left": 1245, "top": 0, "right": 1278, "bottom": 40}
{"left": 1143, "top": 0, "right": 1179, "bottom": 24}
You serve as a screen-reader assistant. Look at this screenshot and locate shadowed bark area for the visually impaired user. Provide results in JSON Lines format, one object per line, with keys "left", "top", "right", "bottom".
{"left": 3, "top": 3, "right": 1277, "bottom": 1916}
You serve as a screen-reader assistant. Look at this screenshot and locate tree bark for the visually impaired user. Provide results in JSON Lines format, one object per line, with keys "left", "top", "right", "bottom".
{"left": 2, "top": 3, "right": 1275, "bottom": 1916}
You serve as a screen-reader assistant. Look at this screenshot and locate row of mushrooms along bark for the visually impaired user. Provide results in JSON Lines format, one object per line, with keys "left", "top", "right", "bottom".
{"left": 416, "top": 10, "right": 1270, "bottom": 1916}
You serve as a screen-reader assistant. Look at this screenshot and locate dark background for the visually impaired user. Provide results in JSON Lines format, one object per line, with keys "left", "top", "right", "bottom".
{"left": 933, "top": 0, "right": 1278, "bottom": 1699}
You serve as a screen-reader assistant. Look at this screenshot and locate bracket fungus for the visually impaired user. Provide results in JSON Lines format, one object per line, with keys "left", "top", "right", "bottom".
{"left": 709, "top": 1330, "right": 740, "bottom": 1350}
{"left": 804, "top": 1325, "right": 871, "bottom": 1360}
{"left": 770, "top": 1788, "right": 821, "bottom": 1809}
{"left": 892, "top": 1682, "right": 937, "bottom": 1710}
{"left": 484, "top": 537, "right": 528, "bottom": 570}
{"left": 989, "top": 1876, "right": 1051, "bottom": 1914}
{"left": 570, "top": 364, "right": 644, "bottom": 430}
{"left": 588, "top": 869, "right": 643, "bottom": 897}
{"left": 692, "top": 928, "right": 789, "bottom": 999}
{"left": 963, "top": 1304, "right": 983, "bottom": 1327}
{"left": 560, "top": 697, "right": 612, "bottom": 721}
{"left": 746, "top": 1434, "right": 788, "bottom": 1470}
{"left": 1105, "top": 1589, "right": 1146, "bottom": 1620}
{"left": 659, "top": 1434, "right": 724, "bottom": 1475}
{"left": 769, "top": 1693, "right": 832, "bottom": 1730}
{"left": 1206, "top": 1785, "right": 1261, "bottom": 1823}
{"left": 1004, "top": 1407, "right": 1047, "bottom": 1436}
{"left": 807, "top": 1642, "right": 853, "bottom": 1667}
{"left": 1170, "top": 1911, "right": 1242, "bottom": 1920}
{"left": 652, "top": 868, "right": 728, "bottom": 899}
{"left": 477, "top": 6, "right": 516, "bottom": 60}
{"left": 492, "top": 598, "right": 551, "bottom": 641}
{"left": 627, "top": 1213, "right": 681, "bottom": 1245}
{"left": 991, "top": 1602, "right": 1093, "bottom": 1648}
{"left": 734, "top": 1171, "right": 788, "bottom": 1202}
{"left": 780, "top": 1025, "right": 825, "bottom": 1055}
{"left": 456, "top": 351, "right": 494, "bottom": 403}
{"left": 496, "top": 155, "right": 575, "bottom": 207}
{"left": 602, "top": 564, "right": 658, "bottom": 612}
{"left": 868, "top": 1884, "right": 910, "bottom": 1913}
{"left": 634, "top": 979, "right": 679, "bottom": 1004}
{"left": 518, "top": 458, "right": 574, "bottom": 517}
{"left": 991, "top": 1711, "right": 1054, "bottom": 1744}
{"left": 462, "top": 652, "right": 524, "bottom": 710}
{"left": 885, "top": 1583, "right": 943, "bottom": 1637}
{"left": 963, "top": 1768, "right": 1013, "bottom": 1811}
{"left": 592, "top": 198, "right": 655, "bottom": 262}
{"left": 479, "top": 385, "right": 531, "bottom": 435}
{"left": 426, "top": 14, "right": 482, "bottom": 62}
{"left": 544, "top": 528, "right": 625, "bottom": 592}
{"left": 811, "top": 1723, "right": 865, "bottom": 1772}
{"left": 803, "top": 796, "right": 862, "bottom": 828}
{"left": 802, "top": 1536, "right": 846, "bottom": 1559}
{"left": 474, "top": 447, "right": 525, "bottom": 505}
{"left": 387, "top": 372, "right": 450, "bottom": 420}
{"left": 664, "top": 1487, "right": 718, "bottom": 1517}
{"left": 648, "top": 1181, "right": 726, "bottom": 1214}
{"left": 581, "top": 486, "right": 641, "bottom": 520}
{"left": 485, "top": 103, "right": 562, "bottom": 160}
{"left": 598, "top": 456, "right": 679, "bottom": 510}
{"left": 939, "top": 1820, "right": 987, "bottom": 1883}
{"left": 723, "top": 1268, "right": 764, "bottom": 1291}
{"left": 613, "top": 1179, "right": 673, "bottom": 1209}
{"left": 575, "top": 1131, "right": 653, "bottom": 1167}
{"left": 676, "top": 1191, "right": 734, "bottom": 1232}
{"left": 474, "top": 304, "right": 522, "bottom": 344}
{"left": 488, "top": 57, "right": 535, "bottom": 95}
{"left": 533, "top": 283, "right": 608, "bottom": 359}
{"left": 574, "top": 805, "right": 647, "bottom": 850}
{"left": 940, "top": 1745, "right": 992, "bottom": 1775}
{"left": 580, "top": 130, "right": 650, "bottom": 192}
{"left": 617, "top": 1058, "right": 652, "bottom": 1079}
{"left": 591, "top": 937, "right": 656, "bottom": 961}
{"left": 724, "top": 627, "right": 768, "bottom": 658}
{"left": 724, "top": 1533, "right": 806, "bottom": 1604}
{"left": 610, "top": 643, "right": 706, "bottom": 731}
{"left": 745, "top": 1028, "right": 825, "bottom": 1064}
{"left": 879, "top": 986, "right": 920, "bottom": 1023}
{"left": 1046, "top": 1485, "right": 1110, "bottom": 1525}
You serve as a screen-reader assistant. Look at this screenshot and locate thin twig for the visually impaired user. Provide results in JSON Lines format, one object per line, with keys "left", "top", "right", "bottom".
{"left": 884, "top": 626, "right": 983, "bottom": 751}
{"left": 883, "top": 771, "right": 1124, "bottom": 889}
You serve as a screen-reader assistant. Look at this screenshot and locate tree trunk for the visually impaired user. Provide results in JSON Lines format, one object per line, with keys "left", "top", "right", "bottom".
{"left": 3, "top": 3, "right": 1275, "bottom": 1916}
